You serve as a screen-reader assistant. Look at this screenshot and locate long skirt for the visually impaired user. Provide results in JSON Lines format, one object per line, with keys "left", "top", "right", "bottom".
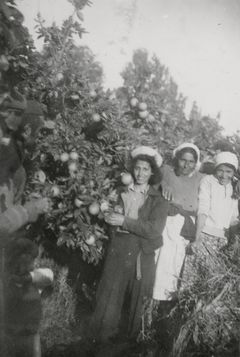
{"left": 90, "top": 232, "right": 156, "bottom": 342}
{"left": 153, "top": 215, "right": 189, "bottom": 301}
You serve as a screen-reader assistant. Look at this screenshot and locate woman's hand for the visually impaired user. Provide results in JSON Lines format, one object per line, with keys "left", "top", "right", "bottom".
{"left": 104, "top": 212, "right": 125, "bottom": 226}
{"left": 24, "top": 198, "right": 52, "bottom": 222}
{"left": 187, "top": 240, "right": 200, "bottom": 255}
{"left": 161, "top": 185, "right": 173, "bottom": 201}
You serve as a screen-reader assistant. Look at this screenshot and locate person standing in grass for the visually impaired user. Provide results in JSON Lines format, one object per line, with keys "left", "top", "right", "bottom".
{"left": 153, "top": 143, "right": 203, "bottom": 302}
{"left": 90, "top": 146, "right": 168, "bottom": 343}
{"left": 192, "top": 151, "right": 239, "bottom": 262}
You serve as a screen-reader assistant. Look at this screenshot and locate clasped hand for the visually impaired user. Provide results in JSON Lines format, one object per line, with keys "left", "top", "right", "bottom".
{"left": 104, "top": 212, "right": 125, "bottom": 226}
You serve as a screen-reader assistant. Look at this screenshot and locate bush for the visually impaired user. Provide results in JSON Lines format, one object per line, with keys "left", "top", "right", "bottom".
{"left": 170, "top": 233, "right": 240, "bottom": 357}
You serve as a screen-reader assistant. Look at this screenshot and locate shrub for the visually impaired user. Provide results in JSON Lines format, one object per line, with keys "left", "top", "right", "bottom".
{"left": 170, "top": 233, "right": 240, "bottom": 357}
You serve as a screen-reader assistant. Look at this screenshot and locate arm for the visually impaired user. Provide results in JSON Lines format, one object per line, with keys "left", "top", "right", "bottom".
{"left": 122, "top": 197, "right": 168, "bottom": 240}
{"left": 195, "top": 176, "right": 211, "bottom": 242}
{"left": 10, "top": 268, "right": 54, "bottom": 290}
{"left": 0, "top": 198, "right": 50, "bottom": 242}
{"left": 158, "top": 165, "right": 174, "bottom": 201}
{"left": 195, "top": 213, "right": 207, "bottom": 241}
{"left": 230, "top": 199, "right": 239, "bottom": 226}
{"left": 13, "top": 166, "right": 27, "bottom": 204}
{"left": 0, "top": 205, "right": 29, "bottom": 236}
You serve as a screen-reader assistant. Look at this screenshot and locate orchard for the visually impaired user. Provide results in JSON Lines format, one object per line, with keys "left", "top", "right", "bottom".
{"left": 1, "top": 0, "right": 240, "bottom": 356}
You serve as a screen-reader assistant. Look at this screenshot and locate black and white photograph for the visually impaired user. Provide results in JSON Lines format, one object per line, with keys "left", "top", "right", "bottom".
{"left": 0, "top": 0, "right": 240, "bottom": 356}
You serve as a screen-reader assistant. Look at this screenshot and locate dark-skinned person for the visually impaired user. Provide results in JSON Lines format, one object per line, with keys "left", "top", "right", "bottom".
{"left": 153, "top": 143, "right": 204, "bottom": 301}
{"left": 151, "top": 143, "right": 203, "bottom": 354}
{"left": 89, "top": 146, "right": 168, "bottom": 344}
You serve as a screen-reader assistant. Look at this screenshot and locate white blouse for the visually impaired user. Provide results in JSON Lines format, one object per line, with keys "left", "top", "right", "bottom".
{"left": 198, "top": 175, "right": 239, "bottom": 237}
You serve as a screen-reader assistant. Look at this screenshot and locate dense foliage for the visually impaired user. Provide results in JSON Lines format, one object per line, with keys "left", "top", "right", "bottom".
{"left": 1, "top": 0, "right": 237, "bottom": 266}
{"left": 1, "top": 0, "right": 240, "bottom": 355}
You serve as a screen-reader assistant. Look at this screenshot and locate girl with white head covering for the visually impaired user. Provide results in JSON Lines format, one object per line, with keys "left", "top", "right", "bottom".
{"left": 89, "top": 146, "right": 168, "bottom": 342}
{"left": 153, "top": 142, "right": 204, "bottom": 301}
{"left": 193, "top": 151, "right": 239, "bottom": 261}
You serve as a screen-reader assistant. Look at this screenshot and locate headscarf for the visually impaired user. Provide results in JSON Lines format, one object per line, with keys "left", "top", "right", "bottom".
{"left": 131, "top": 146, "right": 163, "bottom": 168}
{"left": 173, "top": 142, "right": 201, "bottom": 171}
{"left": 214, "top": 151, "right": 238, "bottom": 171}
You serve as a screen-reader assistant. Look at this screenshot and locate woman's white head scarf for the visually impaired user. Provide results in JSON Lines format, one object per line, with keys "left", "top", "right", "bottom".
{"left": 173, "top": 142, "right": 201, "bottom": 172}
{"left": 214, "top": 151, "right": 238, "bottom": 171}
{"left": 131, "top": 146, "right": 163, "bottom": 168}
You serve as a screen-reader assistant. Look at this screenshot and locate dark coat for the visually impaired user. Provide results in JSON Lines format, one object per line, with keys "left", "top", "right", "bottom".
{"left": 118, "top": 185, "right": 169, "bottom": 253}
{"left": 90, "top": 186, "right": 169, "bottom": 341}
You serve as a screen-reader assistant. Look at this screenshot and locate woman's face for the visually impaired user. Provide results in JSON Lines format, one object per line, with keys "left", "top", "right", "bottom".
{"left": 133, "top": 159, "right": 152, "bottom": 185}
{"left": 215, "top": 164, "right": 235, "bottom": 185}
{"left": 177, "top": 152, "right": 197, "bottom": 176}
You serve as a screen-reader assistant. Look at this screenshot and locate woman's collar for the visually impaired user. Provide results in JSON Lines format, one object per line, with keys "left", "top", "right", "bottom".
{"left": 128, "top": 183, "right": 149, "bottom": 194}
{"left": 120, "top": 184, "right": 159, "bottom": 196}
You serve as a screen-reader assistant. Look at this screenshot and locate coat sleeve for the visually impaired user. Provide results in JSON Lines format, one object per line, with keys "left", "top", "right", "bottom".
{"left": 13, "top": 166, "right": 27, "bottom": 204}
{"left": 122, "top": 196, "right": 168, "bottom": 240}
{"left": 230, "top": 199, "right": 239, "bottom": 224}
{"left": 197, "top": 176, "right": 211, "bottom": 216}
{"left": 0, "top": 205, "right": 29, "bottom": 237}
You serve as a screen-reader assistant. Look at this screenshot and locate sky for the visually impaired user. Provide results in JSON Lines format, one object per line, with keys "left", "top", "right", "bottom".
{"left": 17, "top": 0, "right": 240, "bottom": 134}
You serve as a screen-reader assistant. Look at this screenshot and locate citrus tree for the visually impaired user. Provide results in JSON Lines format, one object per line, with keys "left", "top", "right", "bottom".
{"left": 18, "top": 3, "right": 147, "bottom": 265}
{"left": 117, "top": 49, "right": 190, "bottom": 153}
{"left": 117, "top": 49, "right": 226, "bottom": 162}
{"left": 1, "top": 1, "right": 238, "bottom": 268}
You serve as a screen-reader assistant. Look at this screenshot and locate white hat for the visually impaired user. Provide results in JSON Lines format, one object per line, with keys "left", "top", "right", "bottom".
{"left": 173, "top": 142, "right": 201, "bottom": 172}
{"left": 131, "top": 146, "right": 163, "bottom": 168}
{"left": 173, "top": 142, "right": 200, "bottom": 162}
{"left": 214, "top": 151, "right": 238, "bottom": 171}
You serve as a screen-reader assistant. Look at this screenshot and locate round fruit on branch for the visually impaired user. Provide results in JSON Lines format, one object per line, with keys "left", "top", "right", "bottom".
{"left": 121, "top": 172, "right": 133, "bottom": 186}
{"left": 88, "top": 202, "right": 100, "bottom": 216}
{"left": 138, "top": 102, "right": 147, "bottom": 111}
{"left": 130, "top": 97, "right": 138, "bottom": 108}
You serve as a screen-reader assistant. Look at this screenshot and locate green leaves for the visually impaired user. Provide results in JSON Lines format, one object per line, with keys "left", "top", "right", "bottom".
{"left": 68, "top": 0, "right": 92, "bottom": 11}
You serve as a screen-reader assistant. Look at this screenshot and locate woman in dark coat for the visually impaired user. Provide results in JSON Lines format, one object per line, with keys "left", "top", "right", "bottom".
{"left": 90, "top": 146, "right": 168, "bottom": 342}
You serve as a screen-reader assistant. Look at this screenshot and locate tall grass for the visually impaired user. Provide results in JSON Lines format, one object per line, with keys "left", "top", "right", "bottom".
{"left": 171, "top": 234, "right": 240, "bottom": 356}
{"left": 36, "top": 258, "right": 77, "bottom": 350}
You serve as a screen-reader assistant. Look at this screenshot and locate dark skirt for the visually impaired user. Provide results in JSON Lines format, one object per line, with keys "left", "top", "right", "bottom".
{"left": 90, "top": 232, "right": 155, "bottom": 342}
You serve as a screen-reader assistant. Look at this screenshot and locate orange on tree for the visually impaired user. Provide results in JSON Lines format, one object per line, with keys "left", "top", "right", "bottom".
{"left": 147, "top": 114, "right": 155, "bottom": 122}
{"left": 51, "top": 185, "right": 60, "bottom": 197}
{"left": 138, "top": 110, "right": 148, "bottom": 119}
{"left": 130, "top": 97, "right": 138, "bottom": 107}
{"left": 85, "top": 234, "right": 96, "bottom": 246}
{"left": 138, "top": 102, "right": 147, "bottom": 111}
{"left": 56, "top": 72, "right": 64, "bottom": 82}
{"left": 121, "top": 172, "right": 133, "bottom": 186}
{"left": 68, "top": 162, "right": 77, "bottom": 172}
{"left": 74, "top": 198, "right": 83, "bottom": 208}
{"left": 69, "top": 151, "right": 79, "bottom": 161}
{"left": 60, "top": 152, "right": 69, "bottom": 162}
{"left": 92, "top": 113, "right": 101, "bottom": 122}
{"left": 88, "top": 202, "right": 100, "bottom": 215}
